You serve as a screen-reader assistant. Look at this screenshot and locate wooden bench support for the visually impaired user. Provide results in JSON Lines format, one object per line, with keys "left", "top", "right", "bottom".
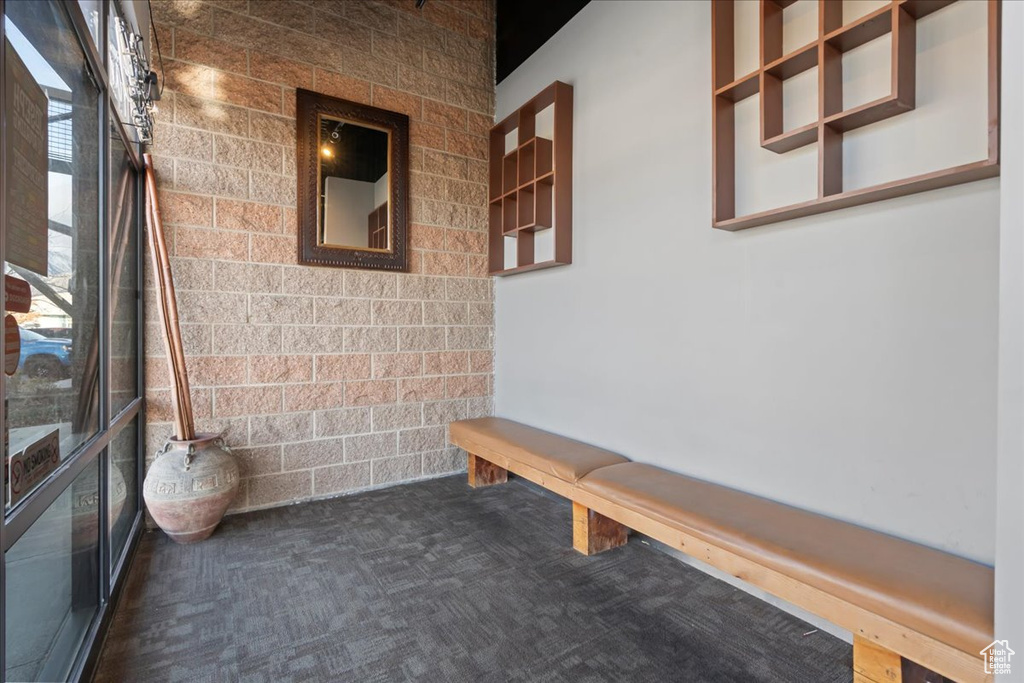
{"left": 572, "top": 501, "right": 628, "bottom": 555}
{"left": 855, "top": 636, "right": 903, "bottom": 683}
{"left": 854, "top": 636, "right": 951, "bottom": 683}
{"left": 452, "top": 419, "right": 989, "bottom": 683}
{"left": 467, "top": 453, "right": 507, "bottom": 488}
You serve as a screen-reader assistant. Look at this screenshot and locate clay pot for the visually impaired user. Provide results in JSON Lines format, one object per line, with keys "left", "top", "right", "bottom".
{"left": 71, "top": 462, "right": 127, "bottom": 552}
{"left": 143, "top": 433, "right": 239, "bottom": 544}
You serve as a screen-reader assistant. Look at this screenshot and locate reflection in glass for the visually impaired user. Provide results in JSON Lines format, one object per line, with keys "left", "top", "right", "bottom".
{"left": 108, "top": 420, "right": 137, "bottom": 567}
{"left": 109, "top": 117, "right": 138, "bottom": 418}
{"left": 77, "top": 0, "right": 102, "bottom": 52}
{"left": 4, "top": 0, "right": 101, "bottom": 511}
{"left": 318, "top": 115, "right": 390, "bottom": 250}
{"left": 4, "top": 458, "right": 100, "bottom": 681}
{"left": 106, "top": 0, "right": 143, "bottom": 144}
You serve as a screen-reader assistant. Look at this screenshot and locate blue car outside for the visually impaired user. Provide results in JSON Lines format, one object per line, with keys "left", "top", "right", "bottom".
{"left": 19, "top": 327, "right": 72, "bottom": 379}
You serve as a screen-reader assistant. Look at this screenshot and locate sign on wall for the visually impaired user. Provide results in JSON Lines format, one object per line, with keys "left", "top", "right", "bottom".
{"left": 5, "top": 275, "right": 32, "bottom": 314}
{"left": 4, "top": 315, "right": 20, "bottom": 377}
{"left": 4, "top": 38, "right": 50, "bottom": 275}
{"left": 8, "top": 429, "right": 60, "bottom": 507}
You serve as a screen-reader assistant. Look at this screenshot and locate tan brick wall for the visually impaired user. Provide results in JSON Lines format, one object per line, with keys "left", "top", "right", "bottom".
{"left": 146, "top": 0, "right": 494, "bottom": 513}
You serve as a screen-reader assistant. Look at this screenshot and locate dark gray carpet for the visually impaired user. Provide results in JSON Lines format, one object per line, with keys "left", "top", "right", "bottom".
{"left": 93, "top": 475, "right": 851, "bottom": 682}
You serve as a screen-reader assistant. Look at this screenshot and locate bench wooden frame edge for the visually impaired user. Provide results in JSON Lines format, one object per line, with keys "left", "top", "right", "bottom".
{"left": 854, "top": 635, "right": 904, "bottom": 683}
{"left": 467, "top": 453, "right": 508, "bottom": 487}
{"left": 572, "top": 501, "right": 628, "bottom": 555}
{"left": 451, "top": 437, "right": 989, "bottom": 683}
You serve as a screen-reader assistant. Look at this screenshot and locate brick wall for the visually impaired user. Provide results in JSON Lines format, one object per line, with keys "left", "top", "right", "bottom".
{"left": 146, "top": 0, "right": 495, "bottom": 513}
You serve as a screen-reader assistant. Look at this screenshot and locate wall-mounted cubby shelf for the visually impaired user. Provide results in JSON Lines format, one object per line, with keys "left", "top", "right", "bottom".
{"left": 712, "top": 0, "right": 1000, "bottom": 231}
{"left": 367, "top": 202, "right": 388, "bottom": 250}
{"left": 488, "top": 81, "right": 573, "bottom": 276}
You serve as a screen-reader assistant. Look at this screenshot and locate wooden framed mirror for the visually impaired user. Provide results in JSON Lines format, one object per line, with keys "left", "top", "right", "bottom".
{"left": 296, "top": 89, "right": 410, "bottom": 271}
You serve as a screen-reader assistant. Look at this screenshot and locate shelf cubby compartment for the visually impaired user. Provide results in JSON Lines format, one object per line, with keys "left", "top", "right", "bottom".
{"left": 761, "top": 0, "right": 814, "bottom": 66}
{"left": 488, "top": 199, "right": 503, "bottom": 272}
{"left": 824, "top": 4, "right": 893, "bottom": 51}
{"left": 534, "top": 177, "right": 553, "bottom": 230}
{"left": 487, "top": 81, "right": 573, "bottom": 276}
{"left": 534, "top": 138, "right": 553, "bottom": 177}
{"left": 516, "top": 185, "right": 535, "bottom": 231}
{"left": 824, "top": 96, "right": 913, "bottom": 134}
{"left": 518, "top": 140, "right": 536, "bottom": 186}
{"left": 502, "top": 151, "right": 518, "bottom": 195}
{"left": 760, "top": 42, "right": 819, "bottom": 153}
{"left": 763, "top": 121, "right": 818, "bottom": 154}
{"left": 516, "top": 230, "right": 535, "bottom": 268}
{"left": 899, "top": 0, "right": 957, "bottom": 20}
{"left": 715, "top": 71, "right": 760, "bottom": 103}
{"left": 819, "top": 3, "right": 917, "bottom": 136}
{"left": 489, "top": 121, "right": 508, "bottom": 201}
{"left": 764, "top": 42, "right": 818, "bottom": 80}
{"left": 502, "top": 194, "right": 518, "bottom": 235}
{"left": 515, "top": 137, "right": 555, "bottom": 187}
{"left": 505, "top": 179, "right": 554, "bottom": 234}
{"left": 712, "top": 0, "right": 998, "bottom": 230}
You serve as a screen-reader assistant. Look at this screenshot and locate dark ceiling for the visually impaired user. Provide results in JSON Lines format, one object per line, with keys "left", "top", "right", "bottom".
{"left": 496, "top": 0, "right": 590, "bottom": 83}
{"left": 319, "top": 118, "right": 388, "bottom": 183}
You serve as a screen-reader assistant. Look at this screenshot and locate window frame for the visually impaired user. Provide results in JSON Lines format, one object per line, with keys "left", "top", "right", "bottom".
{"left": 0, "top": 0, "right": 147, "bottom": 679}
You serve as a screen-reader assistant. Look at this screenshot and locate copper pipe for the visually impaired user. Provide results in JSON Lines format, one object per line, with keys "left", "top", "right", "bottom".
{"left": 144, "top": 181, "right": 184, "bottom": 438}
{"left": 146, "top": 185, "right": 192, "bottom": 439}
{"left": 148, "top": 195, "right": 192, "bottom": 438}
{"left": 143, "top": 154, "right": 195, "bottom": 440}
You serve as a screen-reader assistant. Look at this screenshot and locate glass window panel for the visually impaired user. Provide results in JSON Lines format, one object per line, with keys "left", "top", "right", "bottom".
{"left": 108, "top": 418, "right": 137, "bottom": 566}
{"left": 107, "top": 2, "right": 143, "bottom": 144}
{"left": 4, "top": 0, "right": 101, "bottom": 512}
{"left": 4, "top": 458, "right": 100, "bottom": 682}
{"left": 109, "top": 117, "right": 138, "bottom": 417}
{"left": 77, "top": 1, "right": 102, "bottom": 54}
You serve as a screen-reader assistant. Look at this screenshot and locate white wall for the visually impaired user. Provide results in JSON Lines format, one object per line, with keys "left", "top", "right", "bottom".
{"left": 373, "top": 173, "right": 388, "bottom": 209}
{"left": 996, "top": 0, "right": 1024, "bottom": 659}
{"left": 495, "top": 0, "right": 998, "bottom": 566}
{"left": 323, "top": 176, "right": 375, "bottom": 247}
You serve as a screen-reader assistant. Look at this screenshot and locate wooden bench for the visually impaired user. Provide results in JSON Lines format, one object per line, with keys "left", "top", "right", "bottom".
{"left": 449, "top": 417, "right": 630, "bottom": 554}
{"left": 450, "top": 417, "right": 995, "bottom": 683}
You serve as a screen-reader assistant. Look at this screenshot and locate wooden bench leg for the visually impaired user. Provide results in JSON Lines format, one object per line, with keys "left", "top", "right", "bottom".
{"left": 854, "top": 636, "right": 950, "bottom": 683}
{"left": 467, "top": 453, "right": 507, "bottom": 488}
{"left": 573, "top": 501, "right": 628, "bottom": 555}
{"left": 854, "top": 636, "right": 903, "bottom": 683}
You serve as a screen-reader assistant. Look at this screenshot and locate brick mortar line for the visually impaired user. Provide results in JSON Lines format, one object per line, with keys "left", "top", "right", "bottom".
{"left": 151, "top": 375, "right": 493, "bottom": 390}
{"left": 154, "top": 248, "right": 490, "bottom": 267}
{"left": 162, "top": 76, "right": 492, "bottom": 135}
{"left": 161, "top": 82, "right": 494, "bottom": 128}
{"left": 199, "top": 0, "right": 493, "bottom": 28}
{"left": 154, "top": 116, "right": 491, "bottom": 163}
{"left": 154, "top": 144, "right": 492, "bottom": 189}
{"left": 153, "top": 184, "right": 493, "bottom": 212}
{"left": 158, "top": 173, "right": 491, "bottom": 207}
{"left": 165, "top": 47, "right": 493, "bottom": 102}
{"left": 165, "top": 3, "right": 491, "bottom": 62}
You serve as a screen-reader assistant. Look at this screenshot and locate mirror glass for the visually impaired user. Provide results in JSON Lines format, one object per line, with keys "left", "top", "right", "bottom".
{"left": 318, "top": 115, "right": 391, "bottom": 251}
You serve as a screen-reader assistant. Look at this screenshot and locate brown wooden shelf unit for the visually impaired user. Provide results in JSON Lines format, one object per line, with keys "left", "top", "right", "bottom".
{"left": 712, "top": 0, "right": 1000, "bottom": 231}
{"left": 488, "top": 81, "right": 573, "bottom": 276}
{"left": 367, "top": 201, "right": 388, "bottom": 250}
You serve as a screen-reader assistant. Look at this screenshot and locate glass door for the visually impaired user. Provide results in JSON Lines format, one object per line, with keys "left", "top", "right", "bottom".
{"left": 1, "top": 0, "right": 145, "bottom": 679}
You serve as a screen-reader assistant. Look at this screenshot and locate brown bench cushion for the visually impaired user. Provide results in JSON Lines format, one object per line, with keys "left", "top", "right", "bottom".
{"left": 578, "top": 462, "right": 993, "bottom": 656}
{"left": 450, "top": 418, "right": 629, "bottom": 483}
